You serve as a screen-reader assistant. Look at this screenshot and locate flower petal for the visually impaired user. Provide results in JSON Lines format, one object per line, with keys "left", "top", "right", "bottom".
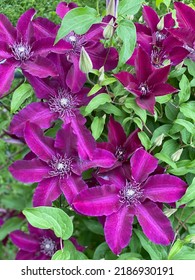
{"left": 114, "top": 71, "right": 138, "bottom": 88}
{"left": 169, "top": 47, "right": 189, "bottom": 66}
{"left": 131, "top": 148, "right": 158, "bottom": 183}
{"left": 22, "top": 56, "right": 58, "bottom": 78}
{"left": 0, "top": 41, "right": 13, "bottom": 58}
{"left": 143, "top": 174, "right": 187, "bottom": 203}
{"left": 0, "top": 61, "right": 18, "bottom": 97}
{"left": 142, "top": 5, "right": 159, "bottom": 33}
{"left": 135, "top": 47, "right": 152, "bottom": 83}
{"left": 105, "top": 206, "right": 134, "bottom": 255}
{"left": 15, "top": 250, "right": 36, "bottom": 260}
{"left": 152, "top": 83, "right": 178, "bottom": 96}
{"left": 135, "top": 94, "right": 156, "bottom": 114}
{"left": 33, "top": 17, "right": 58, "bottom": 39}
{"left": 0, "top": 14, "right": 17, "bottom": 43}
{"left": 136, "top": 200, "right": 174, "bottom": 245}
{"left": 10, "top": 230, "right": 40, "bottom": 252}
{"left": 124, "top": 128, "right": 141, "bottom": 157}
{"left": 174, "top": 2, "right": 195, "bottom": 30}
{"left": 9, "top": 158, "right": 50, "bottom": 183}
{"left": 24, "top": 122, "right": 55, "bottom": 161}
{"left": 33, "top": 38, "right": 71, "bottom": 55}
{"left": 108, "top": 116, "right": 126, "bottom": 147}
{"left": 147, "top": 65, "right": 171, "bottom": 86}
{"left": 33, "top": 177, "right": 61, "bottom": 206}
{"left": 16, "top": 9, "right": 36, "bottom": 42}
{"left": 10, "top": 102, "right": 57, "bottom": 138}
{"left": 73, "top": 184, "right": 120, "bottom": 216}
{"left": 60, "top": 174, "right": 88, "bottom": 205}
{"left": 56, "top": 2, "right": 78, "bottom": 19}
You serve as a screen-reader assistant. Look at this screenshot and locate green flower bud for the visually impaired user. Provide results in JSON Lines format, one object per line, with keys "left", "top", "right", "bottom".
{"left": 103, "top": 18, "right": 114, "bottom": 39}
{"left": 171, "top": 148, "right": 183, "bottom": 162}
{"left": 79, "top": 47, "right": 93, "bottom": 74}
{"left": 154, "top": 133, "right": 165, "bottom": 147}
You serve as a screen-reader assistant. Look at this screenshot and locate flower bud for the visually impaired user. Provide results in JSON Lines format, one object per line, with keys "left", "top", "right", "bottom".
{"left": 154, "top": 133, "right": 164, "bottom": 147}
{"left": 103, "top": 18, "right": 114, "bottom": 39}
{"left": 171, "top": 148, "right": 183, "bottom": 162}
{"left": 99, "top": 66, "right": 105, "bottom": 83}
{"left": 79, "top": 47, "right": 93, "bottom": 74}
{"left": 157, "top": 17, "right": 164, "bottom": 31}
{"left": 106, "top": 0, "right": 119, "bottom": 18}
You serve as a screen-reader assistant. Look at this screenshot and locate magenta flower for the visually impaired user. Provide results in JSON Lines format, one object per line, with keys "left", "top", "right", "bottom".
{"left": 98, "top": 116, "right": 141, "bottom": 163}
{"left": 0, "top": 9, "right": 71, "bottom": 97}
{"left": 115, "top": 47, "right": 178, "bottom": 114}
{"left": 9, "top": 122, "right": 116, "bottom": 206}
{"left": 10, "top": 225, "right": 61, "bottom": 260}
{"left": 73, "top": 148, "right": 187, "bottom": 255}
{"left": 128, "top": 5, "right": 189, "bottom": 67}
{"left": 169, "top": 2, "right": 195, "bottom": 61}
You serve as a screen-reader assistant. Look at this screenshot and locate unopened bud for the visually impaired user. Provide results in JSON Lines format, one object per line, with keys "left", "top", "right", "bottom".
{"left": 171, "top": 148, "right": 183, "bottom": 162}
{"left": 184, "top": 234, "right": 195, "bottom": 244}
{"left": 99, "top": 66, "right": 105, "bottom": 83}
{"left": 103, "top": 18, "right": 114, "bottom": 39}
{"left": 157, "top": 17, "right": 164, "bottom": 31}
{"left": 164, "top": 208, "right": 177, "bottom": 218}
{"left": 79, "top": 47, "right": 93, "bottom": 74}
{"left": 106, "top": 0, "right": 119, "bottom": 18}
{"left": 154, "top": 133, "right": 164, "bottom": 146}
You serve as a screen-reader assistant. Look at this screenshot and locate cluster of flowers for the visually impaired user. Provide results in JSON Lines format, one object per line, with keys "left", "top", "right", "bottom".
{"left": 1, "top": 1, "right": 193, "bottom": 258}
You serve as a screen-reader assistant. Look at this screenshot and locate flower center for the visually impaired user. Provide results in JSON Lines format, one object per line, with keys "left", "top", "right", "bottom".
{"left": 151, "top": 47, "right": 167, "bottom": 67}
{"left": 11, "top": 41, "right": 32, "bottom": 61}
{"left": 119, "top": 181, "right": 143, "bottom": 207}
{"left": 115, "top": 146, "right": 126, "bottom": 161}
{"left": 48, "top": 154, "right": 73, "bottom": 178}
{"left": 155, "top": 31, "right": 166, "bottom": 43}
{"left": 40, "top": 237, "right": 57, "bottom": 257}
{"left": 48, "top": 88, "right": 79, "bottom": 118}
{"left": 139, "top": 83, "right": 149, "bottom": 96}
{"left": 65, "top": 31, "right": 85, "bottom": 55}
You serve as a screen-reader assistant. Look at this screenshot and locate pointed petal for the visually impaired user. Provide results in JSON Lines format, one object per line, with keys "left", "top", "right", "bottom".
{"left": 56, "top": 2, "right": 78, "bottom": 19}
{"left": 131, "top": 148, "right": 158, "bottom": 183}
{"left": 9, "top": 158, "right": 49, "bottom": 183}
{"left": 33, "top": 38, "right": 71, "bottom": 55}
{"left": 33, "top": 17, "right": 58, "bottom": 39}
{"left": 124, "top": 128, "right": 141, "bottom": 157}
{"left": 108, "top": 116, "right": 126, "bottom": 147}
{"left": 147, "top": 65, "right": 171, "bottom": 86}
{"left": 16, "top": 9, "right": 36, "bottom": 42}
{"left": 95, "top": 167, "right": 126, "bottom": 189}
{"left": 105, "top": 207, "right": 134, "bottom": 255}
{"left": 9, "top": 102, "right": 57, "bottom": 138}
{"left": 169, "top": 27, "right": 195, "bottom": 47}
{"left": 60, "top": 174, "right": 88, "bottom": 205}
{"left": 70, "top": 117, "right": 96, "bottom": 160}
{"left": 143, "top": 5, "right": 159, "bottom": 33}
{"left": 136, "top": 200, "right": 174, "bottom": 245}
{"left": 169, "top": 47, "right": 189, "bottom": 66}
{"left": 10, "top": 230, "right": 40, "bottom": 252}
{"left": 136, "top": 94, "right": 156, "bottom": 114}
{"left": 0, "top": 14, "right": 17, "bottom": 43}
{"left": 15, "top": 250, "right": 35, "bottom": 260}
{"left": 153, "top": 83, "right": 178, "bottom": 96}
{"left": 73, "top": 184, "right": 121, "bottom": 216}
{"left": 24, "top": 122, "right": 55, "bottom": 161}
{"left": 135, "top": 47, "right": 152, "bottom": 83}
{"left": 164, "top": 12, "right": 175, "bottom": 29}
{"left": 143, "top": 174, "right": 187, "bottom": 203}
{"left": 0, "top": 41, "right": 13, "bottom": 58}
{"left": 0, "top": 61, "right": 18, "bottom": 97}
{"left": 33, "top": 177, "right": 61, "bottom": 206}
{"left": 22, "top": 56, "right": 58, "bottom": 78}
{"left": 114, "top": 71, "right": 138, "bottom": 87}
{"left": 66, "top": 55, "right": 86, "bottom": 93}
{"left": 174, "top": 2, "right": 195, "bottom": 30}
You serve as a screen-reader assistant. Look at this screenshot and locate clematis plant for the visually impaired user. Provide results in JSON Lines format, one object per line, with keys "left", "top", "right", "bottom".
{"left": 115, "top": 47, "right": 178, "bottom": 114}
{"left": 73, "top": 148, "right": 187, "bottom": 255}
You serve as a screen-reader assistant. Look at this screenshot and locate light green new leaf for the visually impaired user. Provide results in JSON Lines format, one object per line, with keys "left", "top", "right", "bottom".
{"left": 178, "top": 74, "right": 191, "bottom": 104}
{"left": 138, "top": 131, "right": 151, "bottom": 150}
{"left": 118, "top": 0, "right": 144, "bottom": 16}
{"left": 174, "top": 119, "right": 195, "bottom": 135}
{"left": 23, "top": 207, "right": 73, "bottom": 240}
{"left": 0, "top": 217, "right": 24, "bottom": 241}
{"left": 180, "top": 102, "right": 195, "bottom": 120}
{"left": 11, "top": 83, "right": 33, "bottom": 113}
{"left": 55, "top": 7, "right": 102, "bottom": 43}
{"left": 85, "top": 93, "right": 111, "bottom": 115}
{"left": 52, "top": 240, "right": 88, "bottom": 260}
{"left": 117, "top": 19, "right": 136, "bottom": 67}
{"left": 177, "top": 178, "right": 195, "bottom": 207}
{"left": 87, "top": 84, "right": 102, "bottom": 97}
{"left": 91, "top": 115, "right": 106, "bottom": 140}
{"left": 184, "top": 59, "right": 195, "bottom": 77}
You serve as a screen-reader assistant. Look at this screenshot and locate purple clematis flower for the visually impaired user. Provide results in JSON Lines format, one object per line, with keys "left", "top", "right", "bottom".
{"left": 73, "top": 148, "right": 187, "bottom": 255}
{"left": 0, "top": 9, "right": 71, "bottom": 97}
{"left": 115, "top": 47, "right": 178, "bottom": 114}
{"left": 127, "top": 5, "right": 189, "bottom": 67}
{"left": 169, "top": 2, "right": 195, "bottom": 61}
{"left": 10, "top": 224, "right": 84, "bottom": 260}
{"left": 97, "top": 116, "right": 141, "bottom": 164}
{"left": 9, "top": 122, "right": 116, "bottom": 206}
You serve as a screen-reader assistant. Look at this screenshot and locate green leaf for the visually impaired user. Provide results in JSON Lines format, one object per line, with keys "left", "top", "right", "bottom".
{"left": 177, "top": 178, "right": 195, "bottom": 207}
{"left": 11, "top": 83, "right": 33, "bottom": 113}
{"left": 52, "top": 240, "right": 88, "bottom": 260}
{"left": 117, "top": 19, "right": 136, "bottom": 67}
{"left": 174, "top": 119, "right": 195, "bottom": 135}
{"left": 55, "top": 7, "right": 102, "bottom": 43}
{"left": 93, "top": 242, "right": 110, "bottom": 260}
{"left": 117, "top": 253, "right": 142, "bottom": 260}
{"left": 101, "top": 77, "right": 117, "bottom": 86}
{"left": 156, "top": 0, "right": 171, "bottom": 8}
{"left": 133, "top": 117, "right": 143, "bottom": 130}
{"left": 151, "top": 124, "right": 172, "bottom": 144}
{"left": 155, "top": 153, "right": 177, "bottom": 169}
{"left": 84, "top": 93, "right": 111, "bottom": 115}
{"left": 83, "top": 218, "right": 104, "bottom": 236}
{"left": 138, "top": 131, "right": 151, "bottom": 150}
{"left": 125, "top": 97, "right": 147, "bottom": 123}
{"left": 168, "top": 239, "right": 185, "bottom": 260}
{"left": 180, "top": 102, "right": 195, "bottom": 120}
{"left": 99, "top": 103, "right": 124, "bottom": 117}
{"left": 23, "top": 207, "right": 73, "bottom": 240}
{"left": 161, "top": 139, "right": 180, "bottom": 157}
{"left": 170, "top": 245, "right": 195, "bottom": 260}
{"left": 118, "top": 0, "right": 144, "bottom": 15}
{"left": 91, "top": 115, "right": 106, "bottom": 140}
{"left": 0, "top": 217, "right": 24, "bottom": 241}
{"left": 184, "top": 59, "right": 195, "bottom": 77}
{"left": 178, "top": 74, "right": 191, "bottom": 104}
{"left": 156, "top": 94, "right": 172, "bottom": 104}
{"left": 87, "top": 84, "right": 102, "bottom": 97}
{"left": 134, "top": 229, "right": 167, "bottom": 260}
{"left": 165, "top": 102, "right": 179, "bottom": 121}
